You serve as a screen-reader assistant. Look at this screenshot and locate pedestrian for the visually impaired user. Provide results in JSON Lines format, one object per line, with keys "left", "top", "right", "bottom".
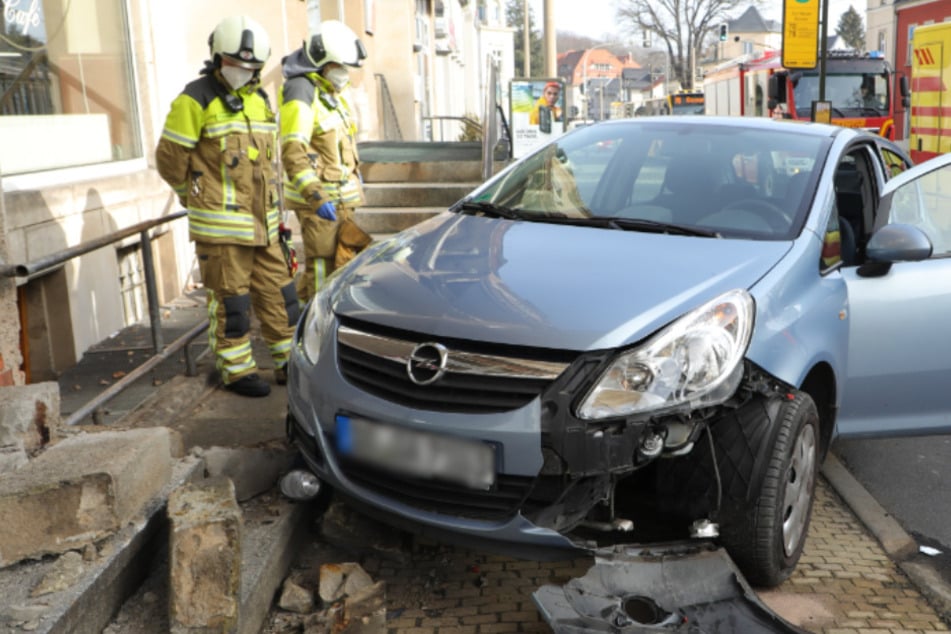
{"left": 278, "top": 19, "right": 372, "bottom": 305}
{"left": 155, "top": 15, "right": 299, "bottom": 397}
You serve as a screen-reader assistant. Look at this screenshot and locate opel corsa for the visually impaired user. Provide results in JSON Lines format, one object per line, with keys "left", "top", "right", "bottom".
{"left": 285, "top": 117, "right": 951, "bottom": 587}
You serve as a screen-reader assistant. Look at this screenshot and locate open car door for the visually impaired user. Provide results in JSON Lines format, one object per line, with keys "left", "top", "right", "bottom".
{"left": 838, "top": 153, "right": 951, "bottom": 438}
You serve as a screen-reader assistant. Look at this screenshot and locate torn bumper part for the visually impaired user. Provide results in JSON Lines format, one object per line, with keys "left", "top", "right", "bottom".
{"left": 533, "top": 544, "right": 807, "bottom": 633}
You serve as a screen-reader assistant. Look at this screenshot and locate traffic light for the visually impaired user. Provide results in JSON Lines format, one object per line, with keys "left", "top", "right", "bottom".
{"left": 719, "top": 24, "right": 728, "bottom": 42}
{"left": 642, "top": 32, "right": 651, "bottom": 48}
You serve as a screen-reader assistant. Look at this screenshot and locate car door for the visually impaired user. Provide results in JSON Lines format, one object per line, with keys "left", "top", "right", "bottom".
{"left": 837, "top": 153, "right": 951, "bottom": 437}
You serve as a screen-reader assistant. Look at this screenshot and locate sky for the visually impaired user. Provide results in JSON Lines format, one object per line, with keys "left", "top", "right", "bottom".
{"left": 528, "top": 0, "right": 869, "bottom": 41}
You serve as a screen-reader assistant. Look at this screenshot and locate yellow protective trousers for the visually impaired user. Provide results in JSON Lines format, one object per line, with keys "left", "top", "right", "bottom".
{"left": 294, "top": 206, "right": 371, "bottom": 305}
{"left": 196, "top": 241, "right": 299, "bottom": 384}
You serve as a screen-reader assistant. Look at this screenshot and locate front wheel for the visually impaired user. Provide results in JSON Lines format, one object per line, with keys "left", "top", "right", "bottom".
{"left": 721, "top": 391, "right": 819, "bottom": 588}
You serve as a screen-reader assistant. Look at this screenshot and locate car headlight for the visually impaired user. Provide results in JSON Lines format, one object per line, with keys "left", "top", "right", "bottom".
{"left": 577, "top": 289, "right": 754, "bottom": 420}
{"left": 300, "top": 283, "right": 337, "bottom": 365}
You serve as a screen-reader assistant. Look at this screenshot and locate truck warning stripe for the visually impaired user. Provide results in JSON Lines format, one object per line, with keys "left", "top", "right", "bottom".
{"left": 914, "top": 48, "right": 936, "bottom": 66}
{"left": 912, "top": 76, "right": 946, "bottom": 92}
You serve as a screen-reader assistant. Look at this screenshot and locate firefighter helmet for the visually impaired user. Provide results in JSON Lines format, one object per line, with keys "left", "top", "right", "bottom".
{"left": 208, "top": 16, "right": 271, "bottom": 69}
{"left": 305, "top": 20, "right": 368, "bottom": 69}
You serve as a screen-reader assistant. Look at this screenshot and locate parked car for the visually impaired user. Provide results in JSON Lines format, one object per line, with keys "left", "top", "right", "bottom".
{"left": 285, "top": 116, "right": 951, "bottom": 588}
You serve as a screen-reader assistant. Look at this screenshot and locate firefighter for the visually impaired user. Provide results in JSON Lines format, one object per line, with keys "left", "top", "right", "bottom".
{"left": 155, "top": 15, "right": 299, "bottom": 397}
{"left": 279, "top": 19, "right": 372, "bottom": 305}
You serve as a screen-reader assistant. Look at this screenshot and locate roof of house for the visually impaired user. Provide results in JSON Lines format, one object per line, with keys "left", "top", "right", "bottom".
{"left": 729, "top": 6, "right": 781, "bottom": 33}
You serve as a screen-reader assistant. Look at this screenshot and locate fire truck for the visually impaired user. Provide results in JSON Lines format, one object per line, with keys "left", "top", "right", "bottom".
{"left": 909, "top": 21, "right": 951, "bottom": 163}
{"left": 704, "top": 49, "right": 906, "bottom": 139}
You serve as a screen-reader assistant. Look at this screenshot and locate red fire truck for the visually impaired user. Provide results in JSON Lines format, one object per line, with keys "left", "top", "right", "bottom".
{"left": 704, "top": 49, "right": 907, "bottom": 139}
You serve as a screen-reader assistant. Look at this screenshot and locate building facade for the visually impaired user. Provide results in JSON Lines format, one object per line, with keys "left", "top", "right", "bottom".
{"left": 0, "top": 0, "right": 511, "bottom": 386}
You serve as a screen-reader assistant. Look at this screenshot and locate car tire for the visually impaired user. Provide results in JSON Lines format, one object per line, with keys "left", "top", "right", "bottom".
{"left": 720, "top": 391, "right": 819, "bottom": 588}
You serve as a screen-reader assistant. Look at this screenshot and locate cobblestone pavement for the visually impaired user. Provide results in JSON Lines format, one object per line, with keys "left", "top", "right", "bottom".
{"left": 265, "top": 477, "right": 951, "bottom": 634}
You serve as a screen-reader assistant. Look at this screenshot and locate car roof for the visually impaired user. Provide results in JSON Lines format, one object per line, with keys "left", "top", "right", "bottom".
{"left": 596, "top": 115, "right": 851, "bottom": 139}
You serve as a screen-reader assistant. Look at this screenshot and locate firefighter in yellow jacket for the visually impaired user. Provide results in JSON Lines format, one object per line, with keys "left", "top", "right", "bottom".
{"left": 155, "top": 15, "right": 298, "bottom": 397}
{"left": 279, "top": 20, "right": 371, "bottom": 305}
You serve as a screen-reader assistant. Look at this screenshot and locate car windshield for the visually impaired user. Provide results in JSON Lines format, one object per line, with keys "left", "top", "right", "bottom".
{"left": 466, "top": 120, "right": 829, "bottom": 240}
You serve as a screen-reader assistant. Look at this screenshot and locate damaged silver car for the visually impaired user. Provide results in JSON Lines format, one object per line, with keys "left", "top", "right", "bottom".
{"left": 284, "top": 117, "right": 951, "bottom": 588}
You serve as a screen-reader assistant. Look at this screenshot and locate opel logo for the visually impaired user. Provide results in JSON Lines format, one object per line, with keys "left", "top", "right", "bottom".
{"left": 407, "top": 342, "right": 448, "bottom": 385}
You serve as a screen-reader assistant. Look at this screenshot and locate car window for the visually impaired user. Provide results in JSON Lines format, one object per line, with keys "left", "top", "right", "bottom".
{"left": 880, "top": 147, "right": 910, "bottom": 179}
{"left": 888, "top": 164, "right": 951, "bottom": 257}
{"left": 472, "top": 120, "right": 829, "bottom": 239}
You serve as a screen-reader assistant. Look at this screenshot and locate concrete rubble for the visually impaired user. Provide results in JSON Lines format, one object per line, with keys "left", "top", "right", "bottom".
{"left": 0, "top": 381, "right": 305, "bottom": 634}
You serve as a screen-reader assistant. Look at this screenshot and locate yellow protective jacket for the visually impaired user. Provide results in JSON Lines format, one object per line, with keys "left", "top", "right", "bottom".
{"left": 278, "top": 50, "right": 364, "bottom": 211}
{"left": 156, "top": 70, "right": 279, "bottom": 246}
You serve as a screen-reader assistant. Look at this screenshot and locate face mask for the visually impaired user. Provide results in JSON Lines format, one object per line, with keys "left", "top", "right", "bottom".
{"left": 324, "top": 66, "right": 350, "bottom": 90}
{"left": 221, "top": 66, "right": 255, "bottom": 90}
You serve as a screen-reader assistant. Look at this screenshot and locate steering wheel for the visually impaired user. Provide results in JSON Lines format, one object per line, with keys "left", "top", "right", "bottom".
{"left": 715, "top": 199, "right": 792, "bottom": 233}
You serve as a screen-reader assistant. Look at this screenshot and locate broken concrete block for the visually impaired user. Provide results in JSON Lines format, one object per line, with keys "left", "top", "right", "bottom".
{"left": 0, "top": 446, "right": 27, "bottom": 475}
{"left": 277, "top": 578, "right": 315, "bottom": 614}
{"left": 168, "top": 476, "right": 242, "bottom": 633}
{"left": 344, "top": 580, "right": 385, "bottom": 623}
{"left": 201, "top": 444, "right": 295, "bottom": 501}
{"left": 318, "top": 562, "right": 374, "bottom": 604}
{"left": 0, "top": 427, "right": 174, "bottom": 566}
{"left": 31, "top": 550, "right": 85, "bottom": 597}
{"left": 0, "top": 382, "right": 61, "bottom": 453}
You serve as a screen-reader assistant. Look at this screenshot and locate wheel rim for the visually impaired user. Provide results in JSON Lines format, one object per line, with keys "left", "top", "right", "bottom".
{"left": 782, "top": 422, "right": 817, "bottom": 557}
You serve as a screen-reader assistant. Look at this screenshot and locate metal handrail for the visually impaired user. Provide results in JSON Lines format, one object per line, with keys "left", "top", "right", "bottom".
{"left": 64, "top": 320, "right": 208, "bottom": 427}
{"left": 0, "top": 210, "right": 209, "bottom": 425}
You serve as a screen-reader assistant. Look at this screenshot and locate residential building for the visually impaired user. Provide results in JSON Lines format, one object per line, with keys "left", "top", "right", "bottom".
{"left": 558, "top": 48, "right": 640, "bottom": 121}
{"left": 0, "top": 0, "right": 511, "bottom": 386}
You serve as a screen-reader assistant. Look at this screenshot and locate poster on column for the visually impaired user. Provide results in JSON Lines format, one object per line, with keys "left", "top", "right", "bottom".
{"left": 510, "top": 78, "right": 566, "bottom": 159}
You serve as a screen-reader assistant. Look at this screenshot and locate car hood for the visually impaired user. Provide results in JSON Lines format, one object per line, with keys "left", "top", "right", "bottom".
{"left": 334, "top": 214, "right": 793, "bottom": 351}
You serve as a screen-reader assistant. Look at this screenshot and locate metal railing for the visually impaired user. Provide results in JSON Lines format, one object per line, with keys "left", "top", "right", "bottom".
{"left": 0, "top": 211, "right": 210, "bottom": 425}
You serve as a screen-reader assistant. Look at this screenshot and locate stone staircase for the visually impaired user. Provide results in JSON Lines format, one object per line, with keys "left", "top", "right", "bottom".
{"left": 355, "top": 140, "right": 487, "bottom": 237}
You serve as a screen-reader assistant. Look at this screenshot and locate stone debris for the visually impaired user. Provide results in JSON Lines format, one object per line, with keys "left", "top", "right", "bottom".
{"left": 277, "top": 577, "right": 314, "bottom": 614}
{"left": 31, "top": 551, "right": 85, "bottom": 597}
{"left": 264, "top": 562, "right": 387, "bottom": 634}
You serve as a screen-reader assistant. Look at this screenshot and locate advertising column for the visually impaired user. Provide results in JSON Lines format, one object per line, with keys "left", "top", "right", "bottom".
{"left": 510, "top": 78, "right": 566, "bottom": 159}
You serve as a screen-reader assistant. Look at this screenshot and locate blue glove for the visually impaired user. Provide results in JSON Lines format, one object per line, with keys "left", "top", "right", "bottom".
{"left": 316, "top": 201, "right": 337, "bottom": 221}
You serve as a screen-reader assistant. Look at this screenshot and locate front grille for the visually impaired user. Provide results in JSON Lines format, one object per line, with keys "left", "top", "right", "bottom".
{"left": 336, "top": 321, "right": 572, "bottom": 413}
{"left": 338, "top": 457, "right": 535, "bottom": 520}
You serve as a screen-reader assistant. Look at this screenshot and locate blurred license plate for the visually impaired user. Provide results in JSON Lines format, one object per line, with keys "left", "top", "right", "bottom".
{"left": 335, "top": 415, "right": 495, "bottom": 490}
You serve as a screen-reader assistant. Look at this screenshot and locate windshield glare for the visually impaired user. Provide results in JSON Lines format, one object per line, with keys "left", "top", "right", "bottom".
{"left": 471, "top": 121, "right": 828, "bottom": 239}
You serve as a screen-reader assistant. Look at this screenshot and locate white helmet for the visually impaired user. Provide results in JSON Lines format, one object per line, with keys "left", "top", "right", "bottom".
{"left": 305, "top": 20, "right": 368, "bottom": 69}
{"left": 209, "top": 15, "right": 270, "bottom": 69}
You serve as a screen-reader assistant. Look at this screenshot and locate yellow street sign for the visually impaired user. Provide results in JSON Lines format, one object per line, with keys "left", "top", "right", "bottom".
{"left": 783, "top": 0, "right": 820, "bottom": 69}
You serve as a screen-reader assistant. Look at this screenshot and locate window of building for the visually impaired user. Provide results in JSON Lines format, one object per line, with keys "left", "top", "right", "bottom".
{"left": 877, "top": 30, "right": 886, "bottom": 55}
{"left": 0, "top": 0, "right": 141, "bottom": 175}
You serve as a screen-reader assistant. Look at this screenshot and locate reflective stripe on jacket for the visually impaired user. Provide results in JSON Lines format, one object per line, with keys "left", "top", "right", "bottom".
{"left": 156, "top": 72, "right": 279, "bottom": 246}
{"left": 279, "top": 72, "right": 364, "bottom": 210}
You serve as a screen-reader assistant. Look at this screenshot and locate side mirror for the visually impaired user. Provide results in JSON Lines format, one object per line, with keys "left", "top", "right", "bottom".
{"left": 768, "top": 73, "right": 786, "bottom": 103}
{"left": 866, "top": 223, "right": 932, "bottom": 262}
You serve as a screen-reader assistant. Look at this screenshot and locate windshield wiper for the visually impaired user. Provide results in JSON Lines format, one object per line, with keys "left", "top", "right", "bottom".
{"left": 539, "top": 215, "right": 719, "bottom": 237}
{"left": 454, "top": 200, "right": 523, "bottom": 219}
{"left": 590, "top": 215, "right": 721, "bottom": 238}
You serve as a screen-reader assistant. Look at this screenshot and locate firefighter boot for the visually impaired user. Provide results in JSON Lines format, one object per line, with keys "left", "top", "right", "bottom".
{"left": 225, "top": 373, "right": 271, "bottom": 397}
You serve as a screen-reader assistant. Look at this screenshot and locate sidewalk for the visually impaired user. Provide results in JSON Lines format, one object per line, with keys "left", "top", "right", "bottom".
{"left": 47, "top": 296, "right": 951, "bottom": 632}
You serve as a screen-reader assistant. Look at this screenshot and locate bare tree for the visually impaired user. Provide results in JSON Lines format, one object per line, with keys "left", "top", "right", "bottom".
{"left": 616, "top": 0, "right": 754, "bottom": 90}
